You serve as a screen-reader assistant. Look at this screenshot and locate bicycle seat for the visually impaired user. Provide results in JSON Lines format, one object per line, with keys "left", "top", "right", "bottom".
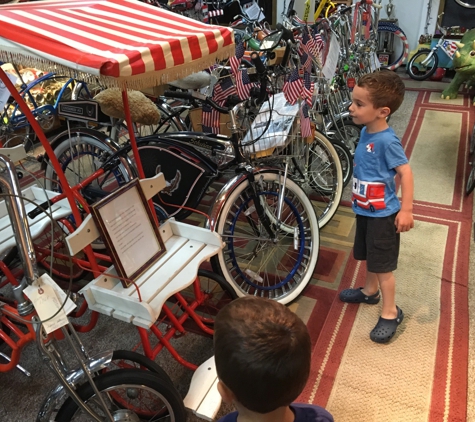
{"left": 168, "top": 71, "right": 211, "bottom": 90}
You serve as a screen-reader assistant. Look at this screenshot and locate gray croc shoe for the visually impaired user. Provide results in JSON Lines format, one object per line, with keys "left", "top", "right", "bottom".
{"left": 370, "top": 306, "right": 404, "bottom": 344}
{"left": 339, "top": 287, "right": 380, "bottom": 304}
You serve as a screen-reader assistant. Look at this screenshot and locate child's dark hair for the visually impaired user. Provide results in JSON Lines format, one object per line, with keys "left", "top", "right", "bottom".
{"left": 214, "top": 296, "right": 311, "bottom": 414}
{"left": 357, "top": 71, "right": 405, "bottom": 114}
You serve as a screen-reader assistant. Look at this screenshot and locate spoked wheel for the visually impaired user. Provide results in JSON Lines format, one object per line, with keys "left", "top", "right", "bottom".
{"left": 292, "top": 132, "right": 343, "bottom": 228}
{"left": 33, "top": 218, "right": 85, "bottom": 284}
{"left": 181, "top": 269, "right": 236, "bottom": 321}
{"left": 211, "top": 172, "right": 319, "bottom": 304}
{"left": 454, "top": 0, "right": 475, "bottom": 7}
{"left": 168, "top": 269, "right": 237, "bottom": 330}
{"left": 329, "top": 139, "right": 353, "bottom": 188}
{"left": 55, "top": 369, "right": 186, "bottom": 421}
{"left": 328, "top": 119, "right": 362, "bottom": 154}
{"left": 44, "top": 136, "right": 132, "bottom": 195}
{"left": 407, "top": 49, "right": 438, "bottom": 81}
{"left": 104, "top": 350, "right": 174, "bottom": 388}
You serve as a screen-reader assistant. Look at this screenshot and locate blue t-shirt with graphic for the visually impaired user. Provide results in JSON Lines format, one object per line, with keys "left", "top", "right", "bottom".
{"left": 216, "top": 403, "right": 334, "bottom": 422}
{"left": 352, "top": 127, "right": 408, "bottom": 217}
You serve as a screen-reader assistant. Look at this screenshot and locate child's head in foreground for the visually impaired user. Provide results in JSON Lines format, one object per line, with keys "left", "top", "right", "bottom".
{"left": 356, "top": 70, "right": 405, "bottom": 115}
{"left": 214, "top": 296, "right": 311, "bottom": 414}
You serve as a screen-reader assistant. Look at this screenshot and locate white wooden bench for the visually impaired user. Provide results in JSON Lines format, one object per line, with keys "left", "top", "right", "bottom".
{"left": 64, "top": 173, "right": 224, "bottom": 421}
{"left": 0, "top": 145, "right": 72, "bottom": 256}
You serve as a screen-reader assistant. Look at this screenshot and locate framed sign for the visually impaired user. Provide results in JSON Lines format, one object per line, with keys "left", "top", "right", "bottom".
{"left": 91, "top": 179, "right": 166, "bottom": 287}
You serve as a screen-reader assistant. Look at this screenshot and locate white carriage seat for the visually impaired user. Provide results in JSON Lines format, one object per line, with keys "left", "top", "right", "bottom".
{"left": 66, "top": 173, "right": 224, "bottom": 328}
{"left": 66, "top": 173, "right": 224, "bottom": 420}
{"left": 0, "top": 146, "right": 72, "bottom": 256}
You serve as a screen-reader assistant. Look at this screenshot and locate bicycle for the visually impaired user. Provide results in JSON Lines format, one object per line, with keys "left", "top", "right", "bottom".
{"left": 32, "top": 55, "right": 320, "bottom": 306}
{"left": 314, "top": 0, "right": 338, "bottom": 20}
{"left": 1, "top": 70, "right": 79, "bottom": 150}
{"left": 0, "top": 148, "right": 186, "bottom": 421}
{"left": 454, "top": 0, "right": 475, "bottom": 7}
{"left": 466, "top": 122, "right": 475, "bottom": 195}
{"left": 407, "top": 21, "right": 460, "bottom": 81}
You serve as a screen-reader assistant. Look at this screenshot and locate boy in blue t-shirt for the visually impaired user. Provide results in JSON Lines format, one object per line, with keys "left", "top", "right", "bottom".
{"left": 339, "top": 71, "right": 414, "bottom": 343}
{"left": 214, "top": 296, "right": 334, "bottom": 422}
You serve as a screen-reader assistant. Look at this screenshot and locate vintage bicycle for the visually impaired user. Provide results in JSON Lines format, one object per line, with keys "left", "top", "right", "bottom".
{"left": 0, "top": 146, "right": 187, "bottom": 421}
{"left": 407, "top": 20, "right": 461, "bottom": 81}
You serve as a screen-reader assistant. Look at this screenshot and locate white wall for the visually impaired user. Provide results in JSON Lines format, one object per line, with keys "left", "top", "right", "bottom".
{"left": 378, "top": 0, "right": 441, "bottom": 52}
{"left": 275, "top": 0, "right": 441, "bottom": 55}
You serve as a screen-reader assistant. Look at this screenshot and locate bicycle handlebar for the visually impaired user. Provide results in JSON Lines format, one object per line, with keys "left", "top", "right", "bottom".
{"left": 276, "top": 23, "right": 296, "bottom": 44}
{"left": 340, "top": 6, "right": 353, "bottom": 14}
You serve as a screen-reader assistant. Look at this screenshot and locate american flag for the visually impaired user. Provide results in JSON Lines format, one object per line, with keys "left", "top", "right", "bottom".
{"left": 300, "top": 103, "right": 312, "bottom": 138}
{"left": 308, "top": 27, "right": 324, "bottom": 61}
{"left": 299, "top": 50, "right": 312, "bottom": 73}
{"left": 443, "top": 40, "right": 458, "bottom": 59}
{"left": 230, "top": 41, "right": 245, "bottom": 74}
{"left": 202, "top": 102, "right": 220, "bottom": 133}
{"left": 213, "top": 76, "right": 236, "bottom": 102}
{"left": 303, "top": 71, "right": 314, "bottom": 107}
{"left": 283, "top": 68, "right": 303, "bottom": 105}
{"left": 235, "top": 68, "right": 255, "bottom": 100}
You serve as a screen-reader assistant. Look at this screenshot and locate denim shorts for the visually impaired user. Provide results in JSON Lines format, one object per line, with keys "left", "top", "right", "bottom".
{"left": 353, "top": 212, "right": 400, "bottom": 273}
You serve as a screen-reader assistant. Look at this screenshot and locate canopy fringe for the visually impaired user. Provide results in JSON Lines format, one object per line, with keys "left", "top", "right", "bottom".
{"left": 0, "top": 43, "right": 235, "bottom": 90}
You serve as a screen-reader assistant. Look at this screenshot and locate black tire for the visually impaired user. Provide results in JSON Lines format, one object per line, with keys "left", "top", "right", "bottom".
{"left": 55, "top": 369, "right": 186, "bottom": 421}
{"left": 454, "top": 0, "right": 475, "bottom": 7}
{"left": 211, "top": 172, "right": 320, "bottom": 304}
{"left": 173, "top": 269, "right": 237, "bottom": 327}
{"left": 327, "top": 119, "right": 362, "bottom": 154}
{"left": 407, "top": 49, "right": 438, "bottom": 81}
{"left": 470, "top": 123, "right": 475, "bottom": 155}
{"left": 329, "top": 139, "right": 353, "bottom": 188}
{"left": 466, "top": 164, "right": 475, "bottom": 195}
{"left": 106, "top": 350, "right": 174, "bottom": 388}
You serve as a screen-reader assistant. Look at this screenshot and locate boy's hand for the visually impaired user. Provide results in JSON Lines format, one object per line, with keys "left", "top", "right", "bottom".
{"left": 395, "top": 210, "right": 414, "bottom": 233}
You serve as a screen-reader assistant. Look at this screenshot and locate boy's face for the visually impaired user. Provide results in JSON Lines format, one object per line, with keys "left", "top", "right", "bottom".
{"left": 349, "top": 85, "right": 389, "bottom": 128}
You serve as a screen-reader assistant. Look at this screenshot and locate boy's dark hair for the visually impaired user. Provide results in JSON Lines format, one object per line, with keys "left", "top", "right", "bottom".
{"left": 357, "top": 71, "right": 405, "bottom": 114}
{"left": 214, "top": 296, "right": 311, "bottom": 414}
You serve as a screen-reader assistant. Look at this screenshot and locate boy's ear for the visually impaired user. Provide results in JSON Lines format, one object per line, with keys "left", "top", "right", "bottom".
{"left": 217, "top": 380, "right": 235, "bottom": 404}
{"left": 379, "top": 106, "right": 391, "bottom": 118}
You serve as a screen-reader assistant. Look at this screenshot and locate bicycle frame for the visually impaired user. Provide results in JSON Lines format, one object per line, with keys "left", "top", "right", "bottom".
{"left": 314, "top": 0, "right": 335, "bottom": 21}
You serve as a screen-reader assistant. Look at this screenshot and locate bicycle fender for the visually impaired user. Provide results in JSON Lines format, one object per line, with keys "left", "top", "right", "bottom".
{"left": 40, "top": 127, "right": 123, "bottom": 171}
{"left": 205, "top": 168, "right": 281, "bottom": 231}
{"left": 36, "top": 350, "right": 114, "bottom": 422}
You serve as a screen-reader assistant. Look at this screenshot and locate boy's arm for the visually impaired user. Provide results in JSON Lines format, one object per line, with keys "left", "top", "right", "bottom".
{"left": 395, "top": 163, "right": 414, "bottom": 233}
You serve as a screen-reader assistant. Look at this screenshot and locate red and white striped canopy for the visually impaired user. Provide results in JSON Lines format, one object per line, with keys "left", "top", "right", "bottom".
{"left": 0, "top": 0, "right": 235, "bottom": 88}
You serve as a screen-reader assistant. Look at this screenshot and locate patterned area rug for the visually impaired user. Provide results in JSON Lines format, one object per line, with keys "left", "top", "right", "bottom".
{"left": 298, "top": 87, "right": 473, "bottom": 422}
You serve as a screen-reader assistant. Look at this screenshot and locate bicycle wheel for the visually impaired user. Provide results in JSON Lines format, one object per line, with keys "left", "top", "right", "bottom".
{"left": 407, "top": 49, "right": 438, "bottom": 81}
{"left": 154, "top": 101, "right": 187, "bottom": 134}
{"left": 44, "top": 135, "right": 132, "bottom": 195}
{"left": 329, "top": 139, "right": 353, "bottom": 188}
{"left": 327, "top": 119, "right": 362, "bottom": 154}
{"left": 33, "top": 219, "right": 85, "bottom": 283}
{"left": 378, "top": 23, "right": 409, "bottom": 70}
{"left": 466, "top": 163, "right": 475, "bottom": 195}
{"left": 293, "top": 132, "right": 343, "bottom": 228}
{"left": 105, "top": 350, "right": 174, "bottom": 388}
{"left": 470, "top": 123, "right": 475, "bottom": 155}
{"left": 179, "top": 269, "right": 237, "bottom": 323}
{"left": 211, "top": 172, "right": 319, "bottom": 304}
{"left": 55, "top": 369, "right": 186, "bottom": 421}
{"left": 455, "top": 0, "right": 475, "bottom": 7}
